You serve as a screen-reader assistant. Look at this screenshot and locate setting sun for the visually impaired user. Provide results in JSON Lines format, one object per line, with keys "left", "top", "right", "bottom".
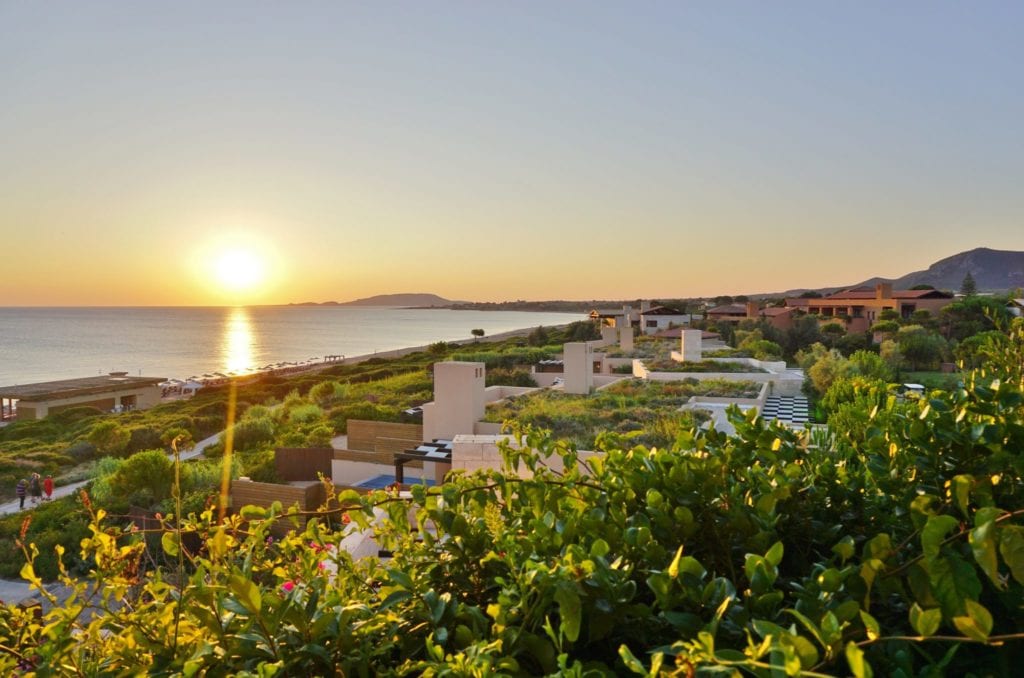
{"left": 216, "top": 249, "right": 265, "bottom": 290}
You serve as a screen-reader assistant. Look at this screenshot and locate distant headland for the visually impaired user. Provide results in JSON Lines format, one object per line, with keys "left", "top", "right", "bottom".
{"left": 289, "top": 293, "right": 454, "bottom": 308}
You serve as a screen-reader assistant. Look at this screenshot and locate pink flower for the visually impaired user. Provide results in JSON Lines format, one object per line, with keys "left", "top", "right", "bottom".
{"left": 281, "top": 581, "right": 295, "bottom": 593}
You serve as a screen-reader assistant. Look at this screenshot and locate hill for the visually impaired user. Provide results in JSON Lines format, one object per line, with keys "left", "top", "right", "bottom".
{"left": 768, "top": 247, "right": 1024, "bottom": 297}
{"left": 291, "top": 293, "right": 453, "bottom": 307}
{"left": 874, "top": 247, "right": 1024, "bottom": 291}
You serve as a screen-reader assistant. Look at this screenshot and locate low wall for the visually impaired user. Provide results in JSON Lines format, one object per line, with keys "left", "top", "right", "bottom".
{"left": 602, "top": 357, "right": 634, "bottom": 375}
{"left": 689, "top": 382, "right": 770, "bottom": 408}
{"left": 347, "top": 420, "right": 422, "bottom": 452}
{"left": 231, "top": 479, "right": 327, "bottom": 536}
{"left": 711, "top": 357, "right": 789, "bottom": 373}
{"left": 452, "top": 434, "right": 599, "bottom": 478}
{"left": 634, "top": 360, "right": 803, "bottom": 397}
{"left": 276, "top": 447, "right": 333, "bottom": 481}
{"left": 483, "top": 385, "right": 539, "bottom": 403}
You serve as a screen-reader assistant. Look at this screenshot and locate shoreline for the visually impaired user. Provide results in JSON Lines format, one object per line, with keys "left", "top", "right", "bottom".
{"left": 163, "top": 323, "right": 570, "bottom": 396}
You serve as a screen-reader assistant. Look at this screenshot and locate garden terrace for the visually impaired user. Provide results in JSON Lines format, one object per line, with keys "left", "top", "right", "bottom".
{"left": 603, "top": 336, "right": 676, "bottom": 360}
{"left": 642, "top": 359, "right": 768, "bottom": 373}
{"left": 482, "top": 378, "right": 760, "bottom": 449}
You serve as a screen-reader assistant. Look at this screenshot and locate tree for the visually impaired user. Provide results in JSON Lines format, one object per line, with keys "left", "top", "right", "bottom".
{"left": 87, "top": 420, "right": 131, "bottom": 457}
{"left": 910, "top": 283, "right": 936, "bottom": 290}
{"left": 471, "top": 329, "right": 485, "bottom": 341}
{"left": 893, "top": 325, "right": 947, "bottom": 370}
{"left": 526, "top": 326, "right": 549, "bottom": 346}
{"left": 939, "top": 295, "right": 1012, "bottom": 341}
{"left": 782, "top": 316, "right": 823, "bottom": 357}
{"left": 109, "top": 448, "right": 174, "bottom": 506}
{"left": 960, "top": 271, "right": 978, "bottom": 296}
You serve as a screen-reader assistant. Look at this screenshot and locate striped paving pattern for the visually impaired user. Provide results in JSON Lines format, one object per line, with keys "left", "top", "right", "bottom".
{"left": 761, "top": 396, "right": 811, "bottom": 425}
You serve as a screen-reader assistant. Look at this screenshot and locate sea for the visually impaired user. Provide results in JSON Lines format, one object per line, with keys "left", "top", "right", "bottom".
{"left": 0, "top": 306, "right": 582, "bottom": 386}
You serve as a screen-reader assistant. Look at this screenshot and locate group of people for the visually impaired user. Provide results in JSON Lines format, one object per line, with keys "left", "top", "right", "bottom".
{"left": 15, "top": 473, "right": 53, "bottom": 510}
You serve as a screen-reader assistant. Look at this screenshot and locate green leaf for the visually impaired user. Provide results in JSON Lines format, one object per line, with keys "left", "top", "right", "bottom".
{"left": 951, "top": 475, "right": 973, "bottom": 517}
{"left": 161, "top": 531, "right": 179, "bottom": 557}
{"left": 388, "top": 569, "right": 414, "bottom": 590}
{"left": 845, "top": 641, "right": 873, "bottom": 678}
{"left": 909, "top": 603, "right": 941, "bottom": 637}
{"left": 591, "top": 538, "right": 610, "bottom": 558}
{"left": 554, "top": 584, "right": 581, "bottom": 643}
{"left": 953, "top": 599, "right": 993, "bottom": 642}
{"left": 618, "top": 645, "right": 647, "bottom": 675}
{"left": 228, "top": 574, "right": 261, "bottom": 614}
{"left": 927, "top": 552, "right": 982, "bottom": 619}
{"left": 833, "top": 536, "right": 856, "bottom": 563}
{"left": 860, "top": 610, "right": 880, "bottom": 641}
{"left": 1000, "top": 525, "right": 1024, "bottom": 584}
{"left": 380, "top": 589, "right": 412, "bottom": 610}
{"left": 766, "top": 541, "right": 784, "bottom": 567}
{"left": 921, "top": 515, "right": 959, "bottom": 558}
{"left": 239, "top": 505, "right": 267, "bottom": 520}
{"left": 969, "top": 518, "right": 1003, "bottom": 589}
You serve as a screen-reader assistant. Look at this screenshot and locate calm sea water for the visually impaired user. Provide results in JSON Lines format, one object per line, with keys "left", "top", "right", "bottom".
{"left": 0, "top": 306, "right": 581, "bottom": 385}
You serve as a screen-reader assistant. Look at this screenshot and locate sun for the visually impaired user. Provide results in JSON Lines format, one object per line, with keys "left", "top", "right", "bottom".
{"left": 216, "top": 249, "right": 265, "bottom": 290}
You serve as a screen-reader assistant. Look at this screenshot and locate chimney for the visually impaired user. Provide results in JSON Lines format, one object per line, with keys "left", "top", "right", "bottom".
{"left": 640, "top": 300, "right": 652, "bottom": 312}
{"left": 746, "top": 301, "right": 759, "bottom": 318}
{"left": 876, "top": 282, "right": 893, "bottom": 300}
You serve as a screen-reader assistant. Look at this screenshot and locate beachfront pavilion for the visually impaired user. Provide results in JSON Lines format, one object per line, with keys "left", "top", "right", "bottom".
{"left": 0, "top": 372, "right": 165, "bottom": 421}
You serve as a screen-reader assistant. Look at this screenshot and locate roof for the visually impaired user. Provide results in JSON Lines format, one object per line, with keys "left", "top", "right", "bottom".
{"left": 707, "top": 304, "right": 748, "bottom": 315}
{"left": 759, "top": 307, "right": 795, "bottom": 317}
{"left": 824, "top": 289, "right": 954, "bottom": 301}
{"left": 640, "top": 305, "right": 684, "bottom": 316}
{"left": 0, "top": 374, "right": 166, "bottom": 401}
{"left": 1009, "top": 298, "right": 1024, "bottom": 307}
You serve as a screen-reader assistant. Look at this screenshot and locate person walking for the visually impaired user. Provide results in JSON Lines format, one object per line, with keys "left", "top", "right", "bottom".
{"left": 15, "top": 479, "right": 27, "bottom": 510}
{"left": 29, "top": 473, "right": 42, "bottom": 506}
{"left": 43, "top": 475, "right": 54, "bottom": 501}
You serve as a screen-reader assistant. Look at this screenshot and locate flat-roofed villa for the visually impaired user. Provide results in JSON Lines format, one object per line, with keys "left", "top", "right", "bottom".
{"left": 0, "top": 372, "right": 165, "bottom": 421}
{"left": 589, "top": 301, "right": 700, "bottom": 335}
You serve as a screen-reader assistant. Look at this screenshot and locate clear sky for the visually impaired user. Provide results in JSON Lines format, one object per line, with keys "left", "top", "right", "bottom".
{"left": 2, "top": 1, "right": 1022, "bottom": 305}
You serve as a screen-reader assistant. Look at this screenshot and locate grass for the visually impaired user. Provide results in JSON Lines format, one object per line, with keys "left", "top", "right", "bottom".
{"left": 643, "top": 359, "right": 767, "bottom": 373}
{"left": 483, "top": 378, "right": 760, "bottom": 450}
{"left": 604, "top": 336, "right": 677, "bottom": 360}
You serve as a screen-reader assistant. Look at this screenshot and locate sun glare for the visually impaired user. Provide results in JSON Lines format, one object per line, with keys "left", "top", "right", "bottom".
{"left": 216, "top": 249, "right": 265, "bottom": 290}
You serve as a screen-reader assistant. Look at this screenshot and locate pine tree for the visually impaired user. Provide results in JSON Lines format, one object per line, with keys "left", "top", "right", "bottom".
{"left": 960, "top": 271, "right": 978, "bottom": 296}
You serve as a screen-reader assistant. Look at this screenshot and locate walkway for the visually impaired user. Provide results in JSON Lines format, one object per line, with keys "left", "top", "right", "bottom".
{"left": 0, "top": 430, "right": 222, "bottom": 518}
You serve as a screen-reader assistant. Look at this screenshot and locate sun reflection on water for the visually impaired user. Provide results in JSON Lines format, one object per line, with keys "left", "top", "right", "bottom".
{"left": 222, "top": 307, "right": 256, "bottom": 374}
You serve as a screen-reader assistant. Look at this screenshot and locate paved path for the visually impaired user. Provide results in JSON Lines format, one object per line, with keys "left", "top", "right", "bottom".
{"left": 0, "top": 430, "right": 223, "bottom": 518}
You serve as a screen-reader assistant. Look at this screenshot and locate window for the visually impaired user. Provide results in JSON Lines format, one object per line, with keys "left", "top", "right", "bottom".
{"left": 646, "top": 320, "right": 657, "bottom": 328}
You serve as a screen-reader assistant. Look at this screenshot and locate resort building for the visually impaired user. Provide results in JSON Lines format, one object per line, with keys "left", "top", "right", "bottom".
{"left": 589, "top": 301, "right": 698, "bottom": 335}
{"left": 783, "top": 284, "right": 954, "bottom": 333}
{"left": 0, "top": 372, "right": 165, "bottom": 421}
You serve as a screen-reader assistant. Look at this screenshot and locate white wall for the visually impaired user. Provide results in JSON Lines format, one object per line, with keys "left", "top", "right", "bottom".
{"left": 679, "top": 330, "right": 702, "bottom": 362}
{"left": 423, "top": 362, "right": 486, "bottom": 441}
{"left": 563, "top": 342, "right": 594, "bottom": 394}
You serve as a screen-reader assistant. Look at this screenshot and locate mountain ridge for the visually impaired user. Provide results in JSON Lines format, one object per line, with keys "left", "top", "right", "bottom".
{"left": 768, "top": 247, "right": 1024, "bottom": 297}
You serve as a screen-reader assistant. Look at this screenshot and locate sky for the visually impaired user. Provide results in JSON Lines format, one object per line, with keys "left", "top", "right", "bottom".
{"left": 1, "top": 1, "right": 1022, "bottom": 305}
